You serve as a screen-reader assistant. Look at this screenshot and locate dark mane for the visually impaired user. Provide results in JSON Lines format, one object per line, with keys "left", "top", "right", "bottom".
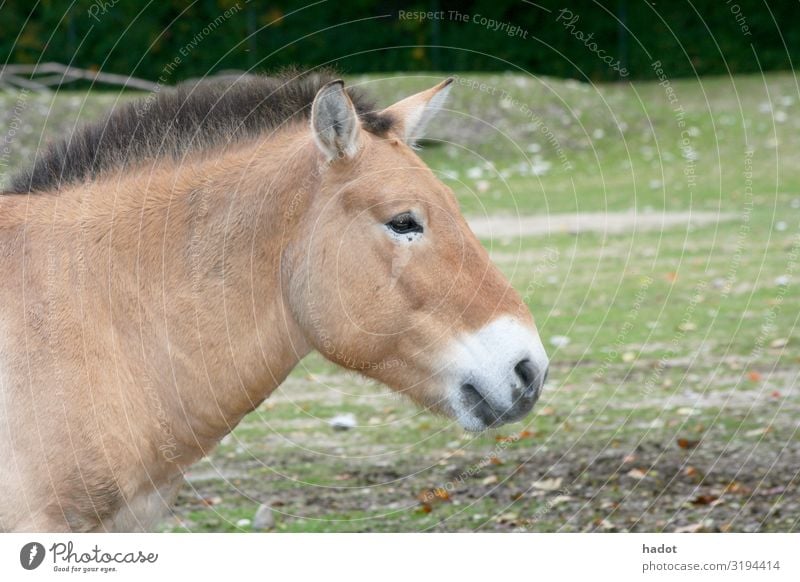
{"left": 6, "top": 69, "right": 394, "bottom": 194}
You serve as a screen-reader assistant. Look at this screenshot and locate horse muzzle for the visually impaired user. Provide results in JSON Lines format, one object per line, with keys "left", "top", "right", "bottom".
{"left": 445, "top": 317, "right": 549, "bottom": 431}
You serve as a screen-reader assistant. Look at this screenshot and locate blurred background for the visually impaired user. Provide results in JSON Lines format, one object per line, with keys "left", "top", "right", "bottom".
{"left": 1, "top": 1, "right": 797, "bottom": 533}
{"left": 2, "top": 1, "right": 798, "bottom": 81}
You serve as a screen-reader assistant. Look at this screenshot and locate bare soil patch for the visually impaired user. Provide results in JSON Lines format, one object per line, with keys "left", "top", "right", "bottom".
{"left": 468, "top": 211, "right": 737, "bottom": 238}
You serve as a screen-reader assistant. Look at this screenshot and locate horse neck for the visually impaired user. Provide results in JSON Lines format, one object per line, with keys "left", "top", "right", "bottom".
{"left": 80, "top": 130, "right": 318, "bottom": 449}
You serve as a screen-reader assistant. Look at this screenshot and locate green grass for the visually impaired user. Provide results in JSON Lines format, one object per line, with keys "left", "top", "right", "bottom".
{"left": 350, "top": 72, "right": 800, "bottom": 216}
{"left": 1, "top": 72, "right": 797, "bottom": 532}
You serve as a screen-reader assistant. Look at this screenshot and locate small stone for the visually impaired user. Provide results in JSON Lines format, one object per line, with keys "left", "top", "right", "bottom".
{"left": 329, "top": 413, "right": 356, "bottom": 431}
{"left": 252, "top": 504, "right": 276, "bottom": 531}
{"left": 549, "top": 335, "right": 570, "bottom": 348}
{"left": 235, "top": 518, "right": 251, "bottom": 528}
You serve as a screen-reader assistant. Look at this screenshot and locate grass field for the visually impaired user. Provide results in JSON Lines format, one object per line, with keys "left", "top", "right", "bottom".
{"left": 1, "top": 71, "right": 798, "bottom": 532}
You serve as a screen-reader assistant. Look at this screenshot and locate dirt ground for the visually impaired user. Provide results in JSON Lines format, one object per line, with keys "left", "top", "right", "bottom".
{"left": 172, "top": 425, "right": 799, "bottom": 532}
{"left": 166, "top": 357, "right": 799, "bottom": 533}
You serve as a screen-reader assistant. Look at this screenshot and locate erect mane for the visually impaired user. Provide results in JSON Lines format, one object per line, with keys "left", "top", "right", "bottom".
{"left": 6, "top": 69, "right": 395, "bottom": 194}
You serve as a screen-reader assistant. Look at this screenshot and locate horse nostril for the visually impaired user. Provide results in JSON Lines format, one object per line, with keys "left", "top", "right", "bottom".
{"left": 514, "top": 359, "right": 546, "bottom": 399}
{"left": 460, "top": 383, "right": 484, "bottom": 408}
{"left": 514, "top": 359, "right": 536, "bottom": 387}
{"left": 459, "top": 383, "right": 498, "bottom": 426}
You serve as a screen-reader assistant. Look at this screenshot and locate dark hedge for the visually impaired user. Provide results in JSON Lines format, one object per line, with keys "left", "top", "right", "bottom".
{"left": 2, "top": 0, "right": 795, "bottom": 83}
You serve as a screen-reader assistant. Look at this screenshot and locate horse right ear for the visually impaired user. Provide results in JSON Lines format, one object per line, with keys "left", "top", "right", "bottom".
{"left": 310, "top": 80, "right": 361, "bottom": 161}
{"left": 381, "top": 77, "right": 453, "bottom": 146}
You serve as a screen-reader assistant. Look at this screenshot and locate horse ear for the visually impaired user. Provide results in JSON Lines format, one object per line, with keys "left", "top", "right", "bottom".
{"left": 382, "top": 77, "right": 453, "bottom": 146}
{"left": 311, "top": 80, "right": 361, "bottom": 160}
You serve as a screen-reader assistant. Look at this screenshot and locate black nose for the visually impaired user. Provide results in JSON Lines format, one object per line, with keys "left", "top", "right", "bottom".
{"left": 515, "top": 359, "right": 547, "bottom": 400}
{"left": 459, "top": 360, "right": 547, "bottom": 429}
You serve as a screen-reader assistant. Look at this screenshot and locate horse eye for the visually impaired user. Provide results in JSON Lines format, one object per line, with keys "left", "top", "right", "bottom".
{"left": 386, "top": 213, "right": 423, "bottom": 235}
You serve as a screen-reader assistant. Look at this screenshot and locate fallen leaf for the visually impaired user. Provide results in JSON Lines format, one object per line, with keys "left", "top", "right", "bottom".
{"left": 627, "top": 468, "right": 649, "bottom": 480}
{"left": 691, "top": 494, "right": 718, "bottom": 506}
{"left": 677, "top": 438, "right": 701, "bottom": 450}
{"left": 482, "top": 475, "right": 499, "bottom": 486}
{"left": 432, "top": 487, "right": 450, "bottom": 501}
{"left": 594, "top": 518, "right": 617, "bottom": 530}
{"left": 745, "top": 426, "right": 771, "bottom": 437}
{"left": 536, "top": 406, "right": 556, "bottom": 417}
{"left": 531, "top": 477, "right": 563, "bottom": 491}
{"left": 757, "top": 485, "right": 786, "bottom": 496}
{"left": 417, "top": 490, "right": 432, "bottom": 503}
{"left": 747, "top": 370, "right": 763, "bottom": 382}
{"left": 418, "top": 503, "right": 432, "bottom": 514}
{"left": 497, "top": 512, "right": 519, "bottom": 524}
{"left": 724, "top": 481, "right": 752, "bottom": 495}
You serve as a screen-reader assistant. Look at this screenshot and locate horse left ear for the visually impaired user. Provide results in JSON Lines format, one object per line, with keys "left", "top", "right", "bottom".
{"left": 311, "top": 79, "right": 362, "bottom": 161}
{"left": 382, "top": 77, "right": 453, "bottom": 146}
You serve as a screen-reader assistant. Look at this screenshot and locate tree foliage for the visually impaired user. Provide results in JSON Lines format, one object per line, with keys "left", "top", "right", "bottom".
{"left": 1, "top": 0, "right": 794, "bottom": 82}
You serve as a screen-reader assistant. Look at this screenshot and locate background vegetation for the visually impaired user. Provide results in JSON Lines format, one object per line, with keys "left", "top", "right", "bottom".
{"left": 3, "top": 0, "right": 797, "bottom": 82}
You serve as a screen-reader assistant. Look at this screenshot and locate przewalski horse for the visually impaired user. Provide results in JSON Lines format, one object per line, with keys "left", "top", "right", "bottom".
{"left": 0, "top": 71, "right": 548, "bottom": 532}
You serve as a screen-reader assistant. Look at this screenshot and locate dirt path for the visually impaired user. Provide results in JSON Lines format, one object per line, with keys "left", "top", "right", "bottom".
{"left": 467, "top": 211, "right": 737, "bottom": 238}
{"left": 172, "top": 438, "right": 799, "bottom": 532}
